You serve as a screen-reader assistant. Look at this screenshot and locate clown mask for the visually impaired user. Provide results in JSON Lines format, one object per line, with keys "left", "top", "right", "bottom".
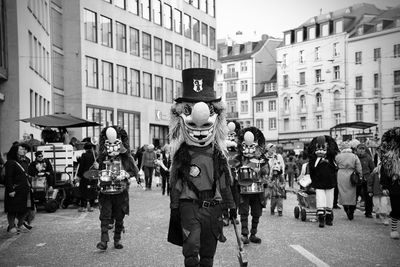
{"left": 315, "top": 136, "right": 327, "bottom": 158}
{"left": 105, "top": 127, "right": 127, "bottom": 156}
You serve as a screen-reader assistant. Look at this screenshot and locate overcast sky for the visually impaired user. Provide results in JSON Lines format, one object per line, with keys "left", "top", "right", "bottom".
{"left": 216, "top": 0, "right": 400, "bottom": 40}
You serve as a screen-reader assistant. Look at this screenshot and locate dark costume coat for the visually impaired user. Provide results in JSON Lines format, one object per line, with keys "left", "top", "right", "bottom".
{"left": 4, "top": 160, "right": 31, "bottom": 213}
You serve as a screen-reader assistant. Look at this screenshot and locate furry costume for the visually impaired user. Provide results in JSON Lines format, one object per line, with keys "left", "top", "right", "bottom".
{"left": 167, "top": 68, "right": 234, "bottom": 267}
{"left": 236, "top": 126, "right": 269, "bottom": 244}
{"left": 96, "top": 126, "right": 138, "bottom": 250}
{"left": 308, "top": 135, "right": 339, "bottom": 227}
{"left": 379, "top": 127, "right": 400, "bottom": 239}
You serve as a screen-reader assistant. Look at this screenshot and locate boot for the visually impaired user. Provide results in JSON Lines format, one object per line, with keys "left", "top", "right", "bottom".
{"left": 241, "top": 235, "right": 249, "bottom": 245}
{"left": 318, "top": 214, "right": 325, "bottom": 228}
{"left": 249, "top": 234, "right": 262, "bottom": 244}
{"left": 96, "top": 241, "right": 108, "bottom": 250}
{"left": 325, "top": 213, "right": 333, "bottom": 226}
{"left": 114, "top": 240, "right": 123, "bottom": 249}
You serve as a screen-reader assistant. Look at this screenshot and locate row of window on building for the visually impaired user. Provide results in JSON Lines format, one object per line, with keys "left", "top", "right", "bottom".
{"left": 30, "top": 89, "right": 50, "bottom": 121}
{"left": 28, "top": 31, "right": 51, "bottom": 83}
{"left": 355, "top": 45, "right": 400, "bottom": 64}
{"left": 28, "top": 0, "right": 49, "bottom": 34}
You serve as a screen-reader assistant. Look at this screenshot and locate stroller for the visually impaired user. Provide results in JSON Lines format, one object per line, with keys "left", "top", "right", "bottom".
{"left": 293, "top": 164, "right": 317, "bottom": 222}
{"left": 31, "top": 173, "right": 61, "bottom": 212}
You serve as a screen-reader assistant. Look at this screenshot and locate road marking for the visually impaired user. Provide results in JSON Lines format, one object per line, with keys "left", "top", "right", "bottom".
{"left": 0, "top": 234, "right": 21, "bottom": 252}
{"left": 290, "top": 245, "right": 330, "bottom": 267}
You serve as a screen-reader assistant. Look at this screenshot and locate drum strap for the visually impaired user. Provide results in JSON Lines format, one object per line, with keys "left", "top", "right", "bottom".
{"left": 186, "top": 179, "right": 216, "bottom": 202}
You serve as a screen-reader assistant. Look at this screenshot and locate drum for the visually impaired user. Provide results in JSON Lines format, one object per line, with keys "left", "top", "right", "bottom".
{"left": 32, "top": 175, "right": 47, "bottom": 189}
{"left": 240, "top": 182, "right": 264, "bottom": 194}
{"left": 99, "top": 170, "right": 128, "bottom": 194}
{"left": 237, "top": 166, "right": 257, "bottom": 186}
{"left": 99, "top": 170, "right": 112, "bottom": 182}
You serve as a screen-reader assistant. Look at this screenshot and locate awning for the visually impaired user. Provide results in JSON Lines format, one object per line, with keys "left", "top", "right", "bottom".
{"left": 21, "top": 113, "right": 101, "bottom": 128}
{"left": 330, "top": 121, "right": 377, "bottom": 135}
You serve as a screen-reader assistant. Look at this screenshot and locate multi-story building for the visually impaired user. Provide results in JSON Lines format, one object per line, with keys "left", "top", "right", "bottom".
{"left": 0, "top": 0, "right": 217, "bottom": 155}
{"left": 347, "top": 5, "right": 400, "bottom": 137}
{"left": 0, "top": 0, "right": 52, "bottom": 155}
{"left": 276, "top": 3, "right": 382, "bottom": 148}
{"left": 216, "top": 34, "right": 282, "bottom": 138}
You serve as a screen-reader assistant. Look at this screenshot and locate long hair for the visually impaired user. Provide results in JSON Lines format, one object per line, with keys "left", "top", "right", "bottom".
{"left": 380, "top": 127, "right": 400, "bottom": 179}
{"left": 307, "top": 135, "right": 339, "bottom": 163}
{"left": 7, "top": 144, "right": 19, "bottom": 161}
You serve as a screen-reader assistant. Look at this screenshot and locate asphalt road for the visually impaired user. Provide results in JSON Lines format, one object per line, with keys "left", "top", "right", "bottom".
{"left": 0, "top": 183, "right": 399, "bottom": 267}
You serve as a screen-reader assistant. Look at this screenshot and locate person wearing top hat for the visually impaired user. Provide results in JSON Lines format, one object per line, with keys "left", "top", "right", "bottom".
{"left": 75, "top": 141, "right": 99, "bottom": 212}
{"left": 28, "top": 151, "right": 55, "bottom": 190}
{"left": 168, "top": 68, "right": 235, "bottom": 267}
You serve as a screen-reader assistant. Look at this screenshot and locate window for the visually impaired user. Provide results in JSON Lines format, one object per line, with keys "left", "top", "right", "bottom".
{"left": 256, "top": 102, "right": 263, "bottom": 112}
{"left": 308, "top": 26, "right": 315, "bottom": 40}
{"left": 296, "top": 30, "right": 303, "bottom": 42}
{"left": 285, "top": 33, "right": 291, "bottom": 45}
{"left": 282, "top": 54, "right": 287, "bottom": 68}
{"left": 284, "top": 97, "right": 290, "bottom": 111}
{"left": 374, "top": 48, "right": 381, "bottom": 61}
{"left": 84, "top": 9, "right": 97, "bottom": 43}
{"left": 374, "top": 73, "right": 379, "bottom": 88}
{"left": 142, "top": 32, "right": 151, "bottom": 60}
{"left": 315, "top": 69, "right": 322, "bottom": 83}
{"left": 375, "top": 103, "right": 379, "bottom": 122}
{"left": 193, "top": 52, "right": 200, "bottom": 68}
{"left": 149, "top": 125, "right": 169, "bottom": 148}
{"left": 395, "top": 101, "right": 400, "bottom": 120}
{"left": 201, "top": 22, "right": 208, "bottom": 46}
{"left": 175, "top": 45, "right": 182, "bottom": 70}
{"left": 256, "top": 119, "right": 264, "bottom": 130}
{"left": 165, "top": 41, "right": 173, "bottom": 67}
{"left": 316, "top": 93, "right": 322, "bottom": 107}
{"left": 394, "top": 44, "right": 400, "bottom": 58}
{"left": 266, "top": 100, "right": 276, "bottom": 112}
{"left": 321, "top": 23, "right": 329, "bottom": 36}
{"left": 210, "top": 27, "right": 216, "bottom": 50}
{"left": 300, "top": 117, "right": 306, "bottom": 130}
{"left": 299, "top": 50, "right": 304, "bottom": 63}
{"left": 394, "top": 70, "right": 400, "bottom": 85}
{"left": 86, "top": 106, "right": 113, "bottom": 139}
{"left": 155, "top": 75, "right": 163, "bottom": 101}
{"left": 193, "top": 18, "right": 200, "bottom": 42}
{"left": 333, "top": 90, "right": 340, "bottom": 109}
{"left": 283, "top": 75, "right": 289, "bottom": 88}
{"left": 116, "top": 65, "right": 127, "bottom": 94}
{"left": 316, "top": 115, "right": 322, "bottom": 129}
{"left": 356, "top": 105, "right": 363, "bottom": 121}
{"left": 334, "top": 66, "right": 340, "bottom": 80}
{"left": 202, "top": 56, "right": 208, "bottom": 68}
{"left": 129, "top": 68, "right": 140, "bottom": 96}
{"left": 154, "top": 37, "right": 163, "bottom": 64}
{"left": 164, "top": 3, "right": 172, "bottom": 30}
{"left": 142, "top": 0, "right": 151, "bottom": 21}
{"left": 335, "top": 20, "right": 343, "bottom": 33}
{"left": 227, "top": 81, "right": 236, "bottom": 92}
{"left": 143, "top": 72, "right": 152, "bottom": 99}
{"left": 333, "top": 42, "right": 339, "bottom": 57}
{"left": 315, "top": 47, "right": 320, "bottom": 60}
{"left": 116, "top": 21, "right": 126, "bottom": 52}
{"left": 240, "top": 80, "right": 248, "bottom": 92}
{"left": 300, "top": 95, "right": 306, "bottom": 109}
{"left": 102, "top": 61, "right": 113, "bottom": 92}
{"left": 334, "top": 113, "right": 341, "bottom": 125}
{"left": 86, "top": 56, "right": 98, "bottom": 88}
{"left": 184, "top": 49, "right": 191, "bottom": 69}
{"left": 117, "top": 110, "right": 140, "bottom": 150}
{"left": 184, "top": 14, "right": 191, "bottom": 38}
{"left": 127, "top": 0, "right": 139, "bottom": 15}
{"left": 241, "top": 101, "right": 248, "bottom": 113}
{"left": 210, "top": 59, "right": 216, "bottom": 69}
{"left": 241, "top": 62, "right": 247, "bottom": 72}
{"left": 129, "top": 27, "right": 139, "bottom": 56}
{"left": 100, "top": 16, "right": 112, "bottom": 47}
{"left": 174, "top": 9, "right": 182, "bottom": 34}
{"left": 175, "top": 81, "right": 183, "bottom": 99}
{"left": 166, "top": 78, "right": 173, "bottom": 103}
{"left": 356, "top": 76, "right": 363, "bottom": 90}
{"left": 355, "top": 51, "right": 362, "bottom": 64}
{"left": 208, "top": 0, "right": 215, "bottom": 17}
{"left": 200, "top": 0, "right": 207, "bottom": 12}
{"left": 284, "top": 118, "right": 289, "bottom": 131}
{"left": 154, "top": 0, "right": 162, "bottom": 25}
{"left": 115, "top": 0, "right": 126, "bottom": 9}
{"left": 299, "top": 72, "right": 305, "bottom": 85}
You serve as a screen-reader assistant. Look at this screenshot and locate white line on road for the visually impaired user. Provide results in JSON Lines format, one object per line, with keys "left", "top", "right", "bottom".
{"left": 290, "top": 245, "right": 330, "bottom": 267}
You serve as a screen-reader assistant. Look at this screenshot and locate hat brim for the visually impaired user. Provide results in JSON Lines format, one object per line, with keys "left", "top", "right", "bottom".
{"left": 174, "top": 96, "right": 221, "bottom": 103}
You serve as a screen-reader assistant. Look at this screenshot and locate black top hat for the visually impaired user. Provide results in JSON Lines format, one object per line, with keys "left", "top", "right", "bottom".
{"left": 174, "top": 68, "right": 221, "bottom": 103}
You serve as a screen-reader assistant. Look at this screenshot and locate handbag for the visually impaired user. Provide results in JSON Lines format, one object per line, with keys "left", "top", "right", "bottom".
{"left": 350, "top": 171, "right": 360, "bottom": 186}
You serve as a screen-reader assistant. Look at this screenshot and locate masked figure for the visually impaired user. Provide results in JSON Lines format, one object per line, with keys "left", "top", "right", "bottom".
{"left": 167, "top": 68, "right": 235, "bottom": 267}
{"left": 96, "top": 126, "right": 138, "bottom": 250}
{"left": 236, "top": 126, "right": 269, "bottom": 244}
{"left": 308, "top": 135, "right": 339, "bottom": 228}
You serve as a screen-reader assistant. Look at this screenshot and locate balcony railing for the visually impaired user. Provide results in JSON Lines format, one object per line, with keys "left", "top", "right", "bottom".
{"left": 223, "top": 72, "right": 238, "bottom": 80}
{"left": 226, "top": 111, "right": 238, "bottom": 118}
{"left": 313, "top": 104, "right": 323, "bottom": 113}
{"left": 280, "top": 108, "right": 290, "bottom": 116}
{"left": 331, "top": 102, "right": 342, "bottom": 111}
{"left": 355, "top": 90, "right": 363, "bottom": 97}
{"left": 297, "top": 106, "right": 308, "bottom": 114}
{"left": 225, "top": 91, "right": 237, "bottom": 99}
{"left": 394, "top": 86, "right": 400, "bottom": 94}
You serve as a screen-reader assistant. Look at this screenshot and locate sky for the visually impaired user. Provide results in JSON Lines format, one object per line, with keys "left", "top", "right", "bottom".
{"left": 216, "top": 0, "right": 400, "bottom": 40}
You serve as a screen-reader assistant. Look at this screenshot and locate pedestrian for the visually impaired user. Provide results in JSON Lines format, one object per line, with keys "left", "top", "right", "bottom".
{"left": 308, "top": 135, "right": 339, "bottom": 228}
{"left": 28, "top": 151, "right": 55, "bottom": 191}
{"left": 75, "top": 141, "right": 98, "bottom": 212}
{"left": 368, "top": 163, "right": 390, "bottom": 225}
{"left": 379, "top": 127, "right": 400, "bottom": 239}
{"left": 267, "top": 165, "right": 286, "bottom": 216}
{"left": 167, "top": 68, "right": 235, "bottom": 266}
{"left": 156, "top": 144, "right": 171, "bottom": 196}
{"left": 356, "top": 143, "right": 375, "bottom": 218}
{"left": 285, "top": 156, "right": 298, "bottom": 188}
{"left": 335, "top": 141, "right": 362, "bottom": 220}
{"left": 140, "top": 144, "right": 157, "bottom": 190}
{"left": 3, "top": 143, "right": 35, "bottom": 233}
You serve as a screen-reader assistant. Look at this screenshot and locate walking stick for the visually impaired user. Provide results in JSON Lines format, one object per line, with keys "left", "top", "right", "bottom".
{"left": 231, "top": 218, "right": 248, "bottom": 267}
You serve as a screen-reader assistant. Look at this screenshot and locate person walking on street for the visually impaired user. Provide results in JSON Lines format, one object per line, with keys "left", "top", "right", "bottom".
{"left": 156, "top": 144, "right": 171, "bottom": 196}
{"left": 368, "top": 163, "right": 390, "bottom": 225}
{"left": 140, "top": 144, "right": 157, "bottom": 190}
{"left": 356, "top": 143, "right": 375, "bottom": 218}
{"left": 336, "top": 141, "right": 362, "bottom": 220}
{"left": 285, "top": 156, "right": 298, "bottom": 188}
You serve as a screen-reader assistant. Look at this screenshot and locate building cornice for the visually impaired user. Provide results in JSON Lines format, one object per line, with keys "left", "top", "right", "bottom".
{"left": 348, "top": 27, "right": 400, "bottom": 42}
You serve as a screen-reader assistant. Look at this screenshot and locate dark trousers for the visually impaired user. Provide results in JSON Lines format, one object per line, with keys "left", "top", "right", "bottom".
{"left": 357, "top": 181, "right": 373, "bottom": 215}
{"left": 143, "top": 166, "right": 154, "bottom": 189}
{"left": 180, "top": 201, "right": 222, "bottom": 267}
{"left": 79, "top": 178, "right": 97, "bottom": 207}
{"left": 333, "top": 185, "right": 339, "bottom": 207}
{"left": 7, "top": 211, "right": 28, "bottom": 229}
{"left": 239, "top": 194, "right": 263, "bottom": 236}
{"left": 99, "top": 191, "right": 128, "bottom": 242}
{"left": 161, "top": 173, "right": 170, "bottom": 195}
{"left": 287, "top": 172, "right": 295, "bottom": 188}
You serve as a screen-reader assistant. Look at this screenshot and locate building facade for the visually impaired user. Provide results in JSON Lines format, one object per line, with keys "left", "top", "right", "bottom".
{"left": 347, "top": 6, "right": 400, "bottom": 137}
{"left": 276, "top": 3, "right": 382, "bottom": 147}
{"left": 216, "top": 34, "right": 282, "bottom": 140}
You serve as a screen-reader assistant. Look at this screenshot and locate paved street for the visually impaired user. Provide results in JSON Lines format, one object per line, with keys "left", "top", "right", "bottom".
{"left": 0, "top": 183, "right": 400, "bottom": 267}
